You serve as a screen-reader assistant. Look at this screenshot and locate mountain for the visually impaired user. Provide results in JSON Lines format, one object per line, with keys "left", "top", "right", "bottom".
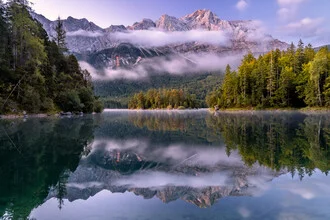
{"left": 181, "top": 9, "right": 224, "bottom": 30}
{"left": 32, "top": 13, "right": 103, "bottom": 37}
{"left": 105, "top": 25, "right": 127, "bottom": 33}
{"left": 31, "top": 10, "right": 288, "bottom": 106}
{"left": 127, "top": 18, "right": 156, "bottom": 30}
{"left": 315, "top": 44, "right": 330, "bottom": 51}
{"left": 32, "top": 9, "right": 288, "bottom": 68}
{"left": 156, "top": 14, "right": 191, "bottom": 31}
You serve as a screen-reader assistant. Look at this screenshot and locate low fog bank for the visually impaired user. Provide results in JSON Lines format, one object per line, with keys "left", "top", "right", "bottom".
{"left": 79, "top": 52, "right": 244, "bottom": 81}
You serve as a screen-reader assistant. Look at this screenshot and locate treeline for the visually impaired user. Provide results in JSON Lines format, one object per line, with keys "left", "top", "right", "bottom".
{"left": 0, "top": 0, "right": 103, "bottom": 114}
{"left": 128, "top": 88, "right": 199, "bottom": 109}
{"left": 95, "top": 73, "right": 222, "bottom": 108}
{"left": 206, "top": 40, "right": 330, "bottom": 109}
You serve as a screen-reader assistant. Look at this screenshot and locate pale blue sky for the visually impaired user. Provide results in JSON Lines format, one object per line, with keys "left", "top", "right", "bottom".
{"left": 29, "top": 0, "right": 330, "bottom": 46}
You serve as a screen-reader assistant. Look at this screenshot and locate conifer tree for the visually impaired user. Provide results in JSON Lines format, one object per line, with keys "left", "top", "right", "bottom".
{"left": 54, "top": 16, "right": 67, "bottom": 53}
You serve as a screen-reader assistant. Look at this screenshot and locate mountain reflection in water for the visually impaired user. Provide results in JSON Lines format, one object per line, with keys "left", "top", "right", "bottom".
{"left": 1, "top": 110, "right": 330, "bottom": 220}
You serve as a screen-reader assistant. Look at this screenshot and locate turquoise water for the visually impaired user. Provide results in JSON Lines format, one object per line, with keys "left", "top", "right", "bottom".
{"left": 1, "top": 110, "right": 330, "bottom": 220}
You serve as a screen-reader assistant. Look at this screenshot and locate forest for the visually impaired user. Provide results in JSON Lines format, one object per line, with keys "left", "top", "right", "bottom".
{"left": 206, "top": 40, "right": 330, "bottom": 109}
{"left": 128, "top": 88, "right": 199, "bottom": 109}
{"left": 96, "top": 73, "right": 222, "bottom": 109}
{"left": 0, "top": 0, "right": 103, "bottom": 114}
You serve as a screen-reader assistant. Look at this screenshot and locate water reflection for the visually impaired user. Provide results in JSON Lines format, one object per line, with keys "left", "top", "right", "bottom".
{"left": 207, "top": 112, "right": 330, "bottom": 176}
{"left": 0, "top": 117, "right": 94, "bottom": 220}
{"left": 57, "top": 138, "right": 280, "bottom": 208}
{"left": 1, "top": 110, "right": 330, "bottom": 219}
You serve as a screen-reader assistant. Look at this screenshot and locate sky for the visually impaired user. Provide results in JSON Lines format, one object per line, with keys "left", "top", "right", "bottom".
{"left": 29, "top": 0, "right": 330, "bottom": 46}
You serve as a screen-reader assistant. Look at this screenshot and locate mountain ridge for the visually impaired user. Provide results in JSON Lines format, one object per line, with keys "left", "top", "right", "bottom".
{"left": 31, "top": 9, "right": 288, "bottom": 81}
{"left": 32, "top": 9, "right": 288, "bottom": 53}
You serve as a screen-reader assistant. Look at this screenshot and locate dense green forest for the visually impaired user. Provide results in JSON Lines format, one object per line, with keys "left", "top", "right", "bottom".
{"left": 206, "top": 41, "right": 330, "bottom": 109}
{"left": 128, "top": 88, "right": 199, "bottom": 109}
{"left": 0, "top": 0, "right": 103, "bottom": 114}
{"left": 95, "top": 73, "right": 222, "bottom": 108}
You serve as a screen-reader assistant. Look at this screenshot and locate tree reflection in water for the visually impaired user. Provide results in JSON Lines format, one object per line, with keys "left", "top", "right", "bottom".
{"left": 1, "top": 111, "right": 330, "bottom": 219}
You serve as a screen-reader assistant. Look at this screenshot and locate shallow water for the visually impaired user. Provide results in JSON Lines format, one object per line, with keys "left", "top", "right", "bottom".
{"left": 1, "top": 109, "right": 330, "bottom": 220}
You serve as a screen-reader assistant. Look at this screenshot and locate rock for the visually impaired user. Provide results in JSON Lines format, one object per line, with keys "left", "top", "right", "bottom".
{"left": 60, "top": 112, "right": 72, "bottom": 116}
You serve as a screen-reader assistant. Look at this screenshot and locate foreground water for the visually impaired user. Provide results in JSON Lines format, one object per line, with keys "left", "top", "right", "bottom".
{"left": 1, "top": 109, "right": 330, "bottom": 220}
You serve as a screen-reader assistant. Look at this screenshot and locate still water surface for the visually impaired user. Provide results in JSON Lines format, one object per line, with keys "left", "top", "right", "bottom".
{"left": 1, "top": 109, "right": 330, "bottom": 220}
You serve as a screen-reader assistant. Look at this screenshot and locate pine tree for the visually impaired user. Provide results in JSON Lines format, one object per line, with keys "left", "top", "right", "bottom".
{"left": 0, "top": 0, "right": 9, "bottom": 66}
{"left": 295, "top": 39, "right": 305, "bottom": 73}
{"left": 54, "top": 16, "right": 67, "bottom": 53}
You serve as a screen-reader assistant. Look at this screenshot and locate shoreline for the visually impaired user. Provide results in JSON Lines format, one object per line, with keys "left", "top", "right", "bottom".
{"left": 0, "top": 113, "right": 51, "bottom": 119}
{"left": 2, "top": 107, "right": 330, "bottom": 119}
{"left": 0, "top": 112, "right": 98, "bottom": 120}
{"left": 210, "top": 107, "right": 330, "bottom": 114}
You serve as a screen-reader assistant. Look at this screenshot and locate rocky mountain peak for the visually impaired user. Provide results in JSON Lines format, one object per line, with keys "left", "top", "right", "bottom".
{"left": 182, "top": 9, "right": 221, "bottom": 30}
{"left": 63, "top": 16, "right": 103, "bottom": 32}
{"left": 105, "top": 25, "right": 127, "bottom": 33}
{"left": 127, "top": 18, "right": 156, "bottom": 30}
{"left": 31, "top": 10, "right": 288, "bottom": 56}
{"left": 156, "top": 14, "right": 191, "bottom": 31}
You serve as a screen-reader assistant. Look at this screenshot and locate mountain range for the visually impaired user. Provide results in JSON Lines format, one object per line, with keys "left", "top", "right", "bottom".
{"left": 32, "top": 9, "right": 288, "bottom": 71}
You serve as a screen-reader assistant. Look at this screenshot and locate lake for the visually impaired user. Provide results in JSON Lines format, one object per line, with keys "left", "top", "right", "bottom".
{"left": 1, "top": 109, "right": 330, "bottom": 220}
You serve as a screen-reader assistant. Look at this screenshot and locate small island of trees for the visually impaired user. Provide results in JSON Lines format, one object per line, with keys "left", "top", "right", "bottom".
{"left": 128, "top": 88, "right": 199, "bottom": 109}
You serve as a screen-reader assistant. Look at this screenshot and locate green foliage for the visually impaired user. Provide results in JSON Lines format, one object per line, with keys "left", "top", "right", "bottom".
{"left": 53, "top": 16, "right": 67, "bottom": 53}
{"left": 78, "top": 87, "right": 95, "bottom": 113}
{"left": 128, "top": 88, "right": 199, "bottom": 109}
{"left": 0, "top": 1, "right": 103, "bottom": 114}
{"left": 21, "top": 85, "right": 41, "bottom": 113}
{"left": 58, "top": 90, "right": 83, "bottom": 112}
{"left": 94, "top": 73, "right": 223, "bottom": 108}
{"left": 93, "top": 99, "right": 104, "bottom": 113}
{"left": 207, "top": 40, "right": 330, "bottom": 109}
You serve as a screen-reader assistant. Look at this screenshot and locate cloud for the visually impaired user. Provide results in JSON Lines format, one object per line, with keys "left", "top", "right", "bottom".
{"left": 79, "top": 53, "right": 243, "bottom": 81}
{"left": 236, "top": 0, "right": 248, "bottom": 11}
{"left": 111, "top": 22, "right": 271, "bottom": 48}
{"left": 66, "top": 182, "right": 104, "bottom": 190}
{"left": 241, "top": 20, "right": 273, "bottom": 42}
{"left": 87, "top": 139, "right": 243, "bottom": 167}
{"left": 277, "top": 8, "right": 291, "bottom": 21}
{"left": 276, "top": 172, "right": 330, "bottom": 200}
{"left": 277, "top": 0, "right": 307, "bottom": 6}
{"left": 282, "top": 17, "right": 324, "bottom": 38}
{"left": 112, "top": 29, "right": 231, "bottom": 47}
{"left": 276, "top": 0, "right": 328, "bottom": 42}
{"left": 238, "top": 207, "right": 251, "bottom": 218}
{"left": 114, "top": 171, "right": 229, "bottom": 188}
{"left": 66, "top": 29, "right": 104, "bottom": 38}
{"left": 276, "top": 0, "right": 307, "bottom": 21}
